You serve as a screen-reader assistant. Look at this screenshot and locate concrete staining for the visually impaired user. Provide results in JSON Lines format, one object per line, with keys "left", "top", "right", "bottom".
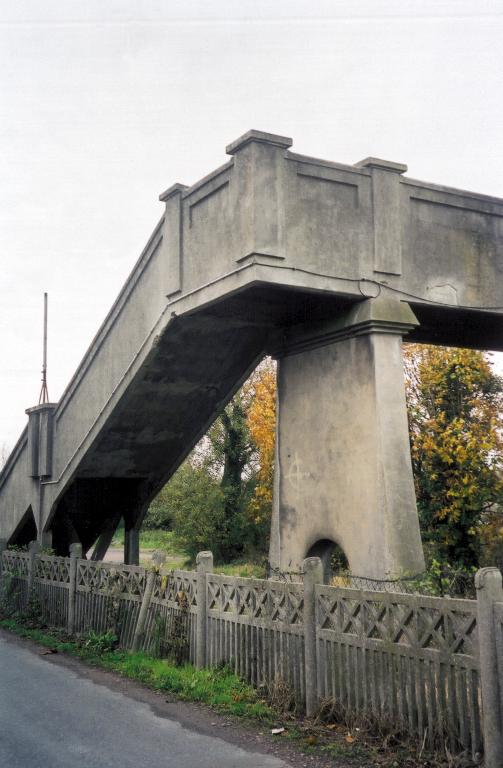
{"left": 1, "top": 130, "right": 503, "bottom": 578}
{"left": 269, "top": 300, "right": 424, "bottom": 578}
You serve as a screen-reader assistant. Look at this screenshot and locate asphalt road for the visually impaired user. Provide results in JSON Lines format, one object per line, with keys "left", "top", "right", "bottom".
{"left": 0, "top": 632, "right": 291, "bottom": 768}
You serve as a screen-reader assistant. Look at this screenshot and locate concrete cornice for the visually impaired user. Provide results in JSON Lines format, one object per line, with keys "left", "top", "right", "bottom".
{"left": 356, "top": 157, "right": 408, "bottom": 174}
{"left": 226, "top": 129, "right": 293, "bottom": 155}
{"left": 25, "top": 403, "right": 58, "bottom": 415}
{"left": 272, "top": 298, "right": 419, "bottom": 358}
{"left": 158, "top": 182, "right": 189, "bottom": 202}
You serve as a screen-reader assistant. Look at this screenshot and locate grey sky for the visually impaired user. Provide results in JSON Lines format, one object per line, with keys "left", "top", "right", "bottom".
{"left": 1, "top": 0, "right": 503, "bottom": 449}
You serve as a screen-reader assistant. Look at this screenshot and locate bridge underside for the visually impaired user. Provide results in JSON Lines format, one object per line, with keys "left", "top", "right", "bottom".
{"left": 2, "top": 129, "right": 503, "bottom": 578}
{"left": 46, "top": 282, "right": 503, "bottom": 575}
{"left": 48, "top": 285, "right": 353, "bottom": 557}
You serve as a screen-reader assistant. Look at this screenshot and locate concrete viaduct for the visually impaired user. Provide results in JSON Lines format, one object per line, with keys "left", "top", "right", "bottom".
{"left": 1, "top": 130, "right": 503, "bottom": 579}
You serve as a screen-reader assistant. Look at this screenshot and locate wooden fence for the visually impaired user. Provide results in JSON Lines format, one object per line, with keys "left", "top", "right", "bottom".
{"left": 1, "top": 544, "right": 503, "bottom": 765}
{"left": 316, "top": 584, "right": 481, "bottom": 755}
{"left": 206, "top": 573, "right": 306, "bottom": 700}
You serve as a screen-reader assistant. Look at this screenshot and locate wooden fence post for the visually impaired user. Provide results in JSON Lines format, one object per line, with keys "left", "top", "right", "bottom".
{"left": 27, "top": 540, "right": 40, "bottom": 607}
{"left": 303, "top": 556, "right": 323, "bottom": 717}
{"left": 67, "top": 543, "right": 82, "bottom": 635}
{"left": 475, "top": 567, "right": 503, "bottom": 767}
{"left": 132, "top": 568, "right": 156, "bottom": 652}
{"left": 196, "top": 551, "right": 213, "bottom": 668}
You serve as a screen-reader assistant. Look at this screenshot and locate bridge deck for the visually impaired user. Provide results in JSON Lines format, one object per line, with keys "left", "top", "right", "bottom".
{"left": 1, "top": 130, "right": 502, "bottom": 553}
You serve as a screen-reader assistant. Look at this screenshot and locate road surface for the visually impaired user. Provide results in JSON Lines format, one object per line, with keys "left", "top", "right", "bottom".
{"left": 0, "top": 631, "right": 292, "bottom": 768}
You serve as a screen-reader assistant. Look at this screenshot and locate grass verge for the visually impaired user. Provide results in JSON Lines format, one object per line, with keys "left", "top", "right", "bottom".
{"left": 0, "top": 617, "right": 272, "bottom": 721}
{"left": 0, "top": 616, "right": 469, "bottom": 767}
{"left": 110, "top": 530, "right": 266, "bottom": 578}
{"left": 111, "top": 529, "right": 186, "bottom": 554}
{"left": 214, "top": 560, "right": 267, "bottom": 579}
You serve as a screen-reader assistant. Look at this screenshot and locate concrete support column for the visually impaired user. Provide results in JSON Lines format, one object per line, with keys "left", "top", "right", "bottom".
{"left": 270, "top": 297, "right": 425, "bottom": 580}
{"left": 196, "top": 551, "right": 213, "bottom": 668}
{"left": 39, "top": 529, "right": 52, "bottom": 550}
{"left": 303, "top": 557, "right": 323, "bottom": 717}
{"left": 124, "top": 527, "right": 140, "bottom": 566}
{"left": 67, "top": 542, "right": 82, "bottom": 635}
{"left": 475, "top": 567, "right": 503, "bottom": 767}
{"left": 25, "top": 403, "right": 57, "bottom": 479}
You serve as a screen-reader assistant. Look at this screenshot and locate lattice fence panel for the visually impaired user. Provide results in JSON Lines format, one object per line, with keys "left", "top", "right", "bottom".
{"left": 206, "top": 574, "right": 305, "bottom": 701}
{"left": 1, "top": 551, "right": 29, "bottom": 578}
{"left": 1, "top": 551, "right": 29, "bottom": 613}
{"left": 0, "top": 551, "right": 29, "bottom": 613}
{"left": 316, "top": 585, "right": 481, "bottom": 759}
{"left": 143, "top": 570, "right": 198, "bottom": 662}
{"left": 74, "top": 560, "right": 146, "bottom": 644}
{"left": 76, "top": 560, "right": 146, "bottom": 597}
{"left": 35, "top": 555, "right": 70, "bottom": 585}
{"left": 153, "top": 570, "right": 198, "bottom": 611}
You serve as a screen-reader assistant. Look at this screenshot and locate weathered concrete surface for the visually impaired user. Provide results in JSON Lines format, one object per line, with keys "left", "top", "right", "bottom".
{"left": 1, "top": 129, "right": 502, "bottom": 575}
{"left": 0, "top": 631, "right": 292, "bottom": 768}
{"left": 269, "top": 299, "right": 425, "bottom": 579}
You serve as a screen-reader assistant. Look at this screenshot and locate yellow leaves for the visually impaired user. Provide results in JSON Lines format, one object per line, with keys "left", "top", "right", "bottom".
{"left": 405, "top": 344, "right": 503, "bottom": 552}
{"left": 245, "top": 360, "right": 277, "bottom": 526}
{"left": 247, "top": 366, "right": 276, "bottom": 467}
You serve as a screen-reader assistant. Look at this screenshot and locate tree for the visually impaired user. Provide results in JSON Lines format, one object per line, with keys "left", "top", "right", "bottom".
{"left": 245, "top": 360, "right": 276, "bottom": 543}
{"left": 404, "top": 344, "right": 503, "bottom": 569}
{"left": 144, "top": 360, "right": 277, "bottom": 562}
{"left": 159, "top": 463, "right": 226, "bottom": 561}
{"left": 206, "top": 396, "right": 256, "bottom": 560}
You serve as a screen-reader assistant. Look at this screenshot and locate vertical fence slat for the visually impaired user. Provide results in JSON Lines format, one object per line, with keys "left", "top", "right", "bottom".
{"left": 3, "top": 547, "right": 497, "bottom": 763}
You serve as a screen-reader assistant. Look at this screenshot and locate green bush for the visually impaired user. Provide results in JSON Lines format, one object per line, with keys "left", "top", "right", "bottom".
{"left": 154, "top": 463, "right": 227, "bottom": 561}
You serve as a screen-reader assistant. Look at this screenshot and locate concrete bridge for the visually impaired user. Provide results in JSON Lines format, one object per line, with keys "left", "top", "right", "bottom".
{"left": 1, "top": 130, "right": 503, "bottom": 578}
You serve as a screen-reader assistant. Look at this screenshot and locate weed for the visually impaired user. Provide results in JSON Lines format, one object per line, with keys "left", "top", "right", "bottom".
{"left": 163, "top": 589, "right": 190, "bottom": 665}
{"left": 23, "top": 590, "right": 44, "bottom": 628}
{"left": 0, "top": 573, "right": 25, "bottom": 618}
{"left": 82, "top": 630, "right": 118, "bottom": 654}
{"left": 151, "top": 613, "right": 168, "bottom": 658}
{"left": 260, "top": 677, "right": 298, "bottom": 714}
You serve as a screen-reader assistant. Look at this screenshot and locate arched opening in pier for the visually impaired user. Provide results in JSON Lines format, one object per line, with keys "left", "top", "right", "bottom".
{"left": 306, "top": 539, "right": 348, "bottom": 584}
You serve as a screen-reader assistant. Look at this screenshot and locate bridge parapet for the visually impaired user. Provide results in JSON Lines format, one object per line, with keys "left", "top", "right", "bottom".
{"left": 0, "top": 130, "right": 502, "bottom": 565}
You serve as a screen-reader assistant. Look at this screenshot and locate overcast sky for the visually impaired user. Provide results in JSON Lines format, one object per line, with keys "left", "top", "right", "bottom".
{"left": 1, "top": 0, "right": 503, "bottom": 452}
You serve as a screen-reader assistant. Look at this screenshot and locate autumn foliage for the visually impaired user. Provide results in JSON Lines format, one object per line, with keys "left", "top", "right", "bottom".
{"left": 148, "top": 344, "right": 503, "bottom": 573}
{"left": 404, "top": 344, "right": 503, "bottom": 568}
{"left": 245, "top": 360, "right": 276, "bottom": 528}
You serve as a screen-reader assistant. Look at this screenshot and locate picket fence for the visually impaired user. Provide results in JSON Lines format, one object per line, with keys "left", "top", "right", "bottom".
{"left": 1, "top": 544, "right": 503, "bottom": 766}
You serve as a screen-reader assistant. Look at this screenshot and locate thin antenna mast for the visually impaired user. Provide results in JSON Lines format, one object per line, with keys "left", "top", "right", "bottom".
{"left": 38, "top": 292, "right": 49, "bottom": 405}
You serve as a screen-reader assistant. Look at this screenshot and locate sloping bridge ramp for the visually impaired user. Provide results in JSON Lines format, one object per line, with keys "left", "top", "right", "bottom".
{"left": 1, "top": 130, "right": 503, "bottom": 579}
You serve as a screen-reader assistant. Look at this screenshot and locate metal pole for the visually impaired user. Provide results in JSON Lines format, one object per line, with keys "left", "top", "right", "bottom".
{"left": 39, "top": 292, "right": 49, "bottom": 404}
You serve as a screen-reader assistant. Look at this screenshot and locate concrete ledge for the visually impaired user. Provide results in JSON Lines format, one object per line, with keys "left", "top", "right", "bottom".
{"left": 159, "top": 183, "right": 189, "bottom": 202}
{"left": 226, "top": 129, "right": 293, "bottom": 155}
{"left": 356, "top": 157, "right": 407, "bottom": 174}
